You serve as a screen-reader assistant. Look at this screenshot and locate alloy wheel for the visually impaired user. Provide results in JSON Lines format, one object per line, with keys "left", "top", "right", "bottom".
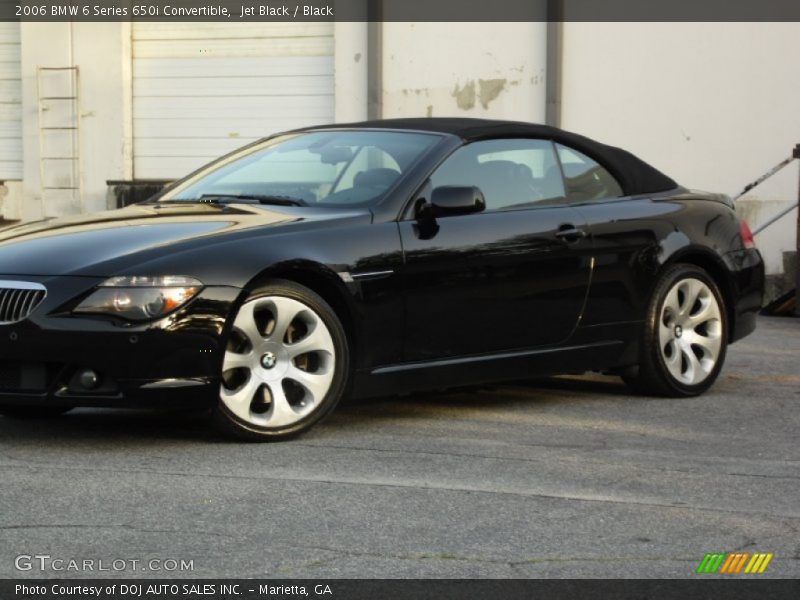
{"left": 658, "top": 277, "right": 723, "bottom": 386}
{"left": 220, "top": 295, "right": 336, "bottom": 428}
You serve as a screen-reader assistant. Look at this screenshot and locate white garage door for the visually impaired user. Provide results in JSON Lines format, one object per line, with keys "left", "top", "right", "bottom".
{"left": 132, "top": 23, "right": 335, "bottom": 180}
{"left": 0, "top": 23, "right": 22, "bottom": 180}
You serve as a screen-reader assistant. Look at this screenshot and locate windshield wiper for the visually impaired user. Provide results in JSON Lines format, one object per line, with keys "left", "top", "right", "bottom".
{"left": 195, "top": 194, "right": 307, "bottom": 207}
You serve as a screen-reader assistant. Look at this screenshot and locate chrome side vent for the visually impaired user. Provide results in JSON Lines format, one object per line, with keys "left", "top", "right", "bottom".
{"left": 0, "top": 281, "right": 47, "bottom": 324}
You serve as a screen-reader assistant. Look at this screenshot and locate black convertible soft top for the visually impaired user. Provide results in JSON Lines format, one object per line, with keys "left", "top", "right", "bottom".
{"left": 307, "top": 118, "right": 678, "bottom": 197}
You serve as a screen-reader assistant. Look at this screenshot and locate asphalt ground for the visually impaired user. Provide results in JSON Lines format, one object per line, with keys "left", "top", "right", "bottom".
{"left": 0, "top": 316, "right": 797, "bottom": 579}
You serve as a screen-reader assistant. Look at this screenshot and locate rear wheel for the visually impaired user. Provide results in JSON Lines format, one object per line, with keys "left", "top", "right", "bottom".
{"left": 0, "top": 405, "right": 73, "bottom": 418}
{"left": 623, "top": 264, "right": 727, "bottom": 396}
{"left": 212, "top": 280, "right": 349, "bottom": 441}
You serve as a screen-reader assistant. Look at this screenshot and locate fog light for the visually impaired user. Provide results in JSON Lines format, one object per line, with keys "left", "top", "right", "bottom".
{"left": 78, "top": 369, "right": 99, "bottom": 390}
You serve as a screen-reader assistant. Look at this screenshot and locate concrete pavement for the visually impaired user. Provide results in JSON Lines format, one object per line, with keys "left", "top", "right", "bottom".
{"left": 0, "top": 316, "right": 798, "bottom": 578}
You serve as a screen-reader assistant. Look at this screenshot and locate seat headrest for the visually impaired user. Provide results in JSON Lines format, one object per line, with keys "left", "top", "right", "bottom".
{"left": 354, "top": 168, "right": 401, "bottom": 188}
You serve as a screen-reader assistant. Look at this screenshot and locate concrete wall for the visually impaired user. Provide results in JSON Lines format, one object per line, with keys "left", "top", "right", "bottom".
{"left": 381, "top": 22, "right": 548, "bottom": 122}
{"left": 334, "top": 21, "right": 368, "bottom": 122}
{"left": 560, "top": 22, "right": 800, "bottom": 275}
{"left": 74, "top": 22, "right": 133, "bottom": 212}
{"left": 9, "top": 22, "right": 131, "bottom": 221}
{"left": 0, "top": 180, "right": 23, "bottom": 220}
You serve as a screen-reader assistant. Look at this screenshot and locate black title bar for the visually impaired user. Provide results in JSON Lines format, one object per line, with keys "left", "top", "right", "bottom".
{"left": 4, "top": 0, "right": 800, "bottom": 22}
{"left": 4, "top": 579, "right": 800, "bottom": 600}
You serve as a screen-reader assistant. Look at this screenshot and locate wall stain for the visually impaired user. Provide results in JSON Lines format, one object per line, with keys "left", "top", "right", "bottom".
{"left": 451, "top": 80, "right": 476, "bottom": 110}
{"left": 478, "top": 78, "right": 506, "bottom": 109}
{"left": 426, "top": 105, "right": 433, "bottom": 118}
{"left": 354, "top": 52, "right": 362, "bottom": 63}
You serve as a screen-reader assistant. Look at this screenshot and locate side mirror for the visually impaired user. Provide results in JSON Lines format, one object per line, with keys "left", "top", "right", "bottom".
{"left": 428, "top": 186, "right": 486, "bottom": 217}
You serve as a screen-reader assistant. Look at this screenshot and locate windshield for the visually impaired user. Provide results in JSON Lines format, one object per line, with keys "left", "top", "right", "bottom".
{"left": 160, "top": 130, "right": 440, "bottom": 207}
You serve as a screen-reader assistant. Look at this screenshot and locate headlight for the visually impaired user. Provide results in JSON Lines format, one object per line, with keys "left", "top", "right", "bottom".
{"left": 74, "top": 276, "right": 203, "bottom": 321}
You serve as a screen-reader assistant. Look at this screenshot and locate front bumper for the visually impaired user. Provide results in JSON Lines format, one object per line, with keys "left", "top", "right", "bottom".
{"left": 0, "top": 276, "right": 240, "bottom": 408}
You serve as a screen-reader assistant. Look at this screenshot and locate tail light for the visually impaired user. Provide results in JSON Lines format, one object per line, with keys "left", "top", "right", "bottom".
{"left": 739, "top": 219, "right": 756, "bottom": 249}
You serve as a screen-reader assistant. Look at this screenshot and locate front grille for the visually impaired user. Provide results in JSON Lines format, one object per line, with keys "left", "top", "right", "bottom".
{"left": 0, "top": 281, "right": 47, "bottom": 324}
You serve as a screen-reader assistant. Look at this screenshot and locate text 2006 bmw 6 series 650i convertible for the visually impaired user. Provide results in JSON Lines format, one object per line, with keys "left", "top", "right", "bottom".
{"left": 0, "top": 119, "right": 763, "bottom": 440}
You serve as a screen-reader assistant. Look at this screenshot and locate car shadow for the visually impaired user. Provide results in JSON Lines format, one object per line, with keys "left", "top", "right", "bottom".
{"left": 0, "top": 407, "right": 219, "bottom": 444}
{"left": 327, "top": 374, "right": 636, "bottom": 425}
{"left": 342, "top": 373, "right": 632, "bottom": 408}
{"left": 0, "top": 375, "right": 634, "bottom": 444}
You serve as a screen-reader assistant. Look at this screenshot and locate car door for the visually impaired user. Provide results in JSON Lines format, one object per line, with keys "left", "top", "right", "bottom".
{"left": 399, "top": 138, "right": 593, "bottom": 361}
{"left": 553, "top": 142, "right": 660, "bottom": 327}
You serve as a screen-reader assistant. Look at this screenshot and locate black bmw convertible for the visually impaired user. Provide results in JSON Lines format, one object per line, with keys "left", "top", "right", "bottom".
{"left": 0, "top": 118, "right": 763, "bottom": 440}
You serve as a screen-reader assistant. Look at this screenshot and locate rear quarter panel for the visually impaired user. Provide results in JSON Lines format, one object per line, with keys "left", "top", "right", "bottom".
{"left": 574, "top": 192, "right": 745, "bottom": 329}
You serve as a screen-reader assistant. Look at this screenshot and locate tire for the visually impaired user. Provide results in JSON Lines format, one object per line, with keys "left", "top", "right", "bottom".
{"left": 0, "top": 405, "right": 74, "bottom": 418}
{"left": 212, "top": 279, "right": 349, "bottom": 441}
{"left": 623, "top": 264, "right": 728, "bottom": 397}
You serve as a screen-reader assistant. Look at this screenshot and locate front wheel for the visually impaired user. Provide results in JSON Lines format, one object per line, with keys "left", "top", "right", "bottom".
{"left": 212, "top": 280, "right": 349, "bottom": 441}
{"left": 623, "top": 264, "right": 728, "bottom": 397}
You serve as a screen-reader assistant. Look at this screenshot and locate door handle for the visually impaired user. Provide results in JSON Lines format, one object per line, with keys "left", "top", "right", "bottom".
{"left": 555, "top": 226, "right": 587, "bottom": 242}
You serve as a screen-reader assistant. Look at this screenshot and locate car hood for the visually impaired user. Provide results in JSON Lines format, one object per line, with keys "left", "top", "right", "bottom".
{"left": 0, "top": 202, "right": 371, "bottom": 277}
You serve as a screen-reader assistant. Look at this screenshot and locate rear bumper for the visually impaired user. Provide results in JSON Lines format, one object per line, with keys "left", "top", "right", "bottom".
{"left": 726, "top": 248, "right": 764, "bottom": 343}
{"left": 0, "top": 278, "right": 240, "bottom": 408}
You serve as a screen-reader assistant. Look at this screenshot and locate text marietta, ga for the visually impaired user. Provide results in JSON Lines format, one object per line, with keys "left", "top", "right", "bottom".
{"left": 16, "top": 584, "right": 333, "bottom": 596}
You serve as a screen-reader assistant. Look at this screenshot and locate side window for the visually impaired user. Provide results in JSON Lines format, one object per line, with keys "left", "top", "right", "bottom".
{"left": 429, "top": 139, "right": 566, "bottom": 211}
{"left": 556, "top": 143, "right": 623, "bottom": 203}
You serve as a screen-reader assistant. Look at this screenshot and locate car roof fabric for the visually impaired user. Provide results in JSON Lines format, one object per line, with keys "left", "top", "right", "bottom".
{"left": 304, "top": 118, "right": 678, "bottom": 196}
